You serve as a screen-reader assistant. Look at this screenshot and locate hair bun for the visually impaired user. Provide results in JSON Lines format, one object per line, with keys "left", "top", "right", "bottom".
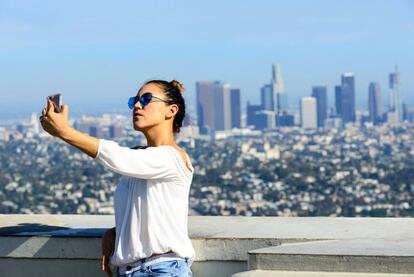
{"left": 170, "top": 80, "right": 185, "bottom": 94}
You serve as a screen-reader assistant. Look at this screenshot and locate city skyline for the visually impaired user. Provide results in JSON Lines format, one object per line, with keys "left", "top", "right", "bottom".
{"left": 1, "top": 1, "right": 413, "bottom": 118}
{"left": 0, "top": 66, "right": 410, "bottom": 121}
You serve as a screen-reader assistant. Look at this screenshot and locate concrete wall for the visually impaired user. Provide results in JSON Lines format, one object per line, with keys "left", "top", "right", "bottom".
{"left": 1, "top": 215, "right": 414, "bottom": 276}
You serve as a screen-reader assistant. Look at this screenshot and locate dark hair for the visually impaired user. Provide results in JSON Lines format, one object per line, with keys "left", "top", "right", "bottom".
{"left": 141, "top": 79, "right": 186, "bottom": 133}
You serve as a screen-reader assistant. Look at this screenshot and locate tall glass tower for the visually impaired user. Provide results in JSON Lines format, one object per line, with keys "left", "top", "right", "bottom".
{"left": 339, "top": 73, "right": 356, "bottom": 124}
{"left": 312, "top": 86, "right": 328, "bottom": 128}
{"left": 271, "top": 64, "right": 287, "bottom": 114}
{"left": 230, "top": 88, "right": 241, "bottom": 128}
{"left": 368, "top": 82, "right": 382, "bottom": 125}
{"left": 389, "top": 66, "right": 401, "bottom": 122}
{"left": 196, "top": 81, "right": 216, "bottom": 134}
{"left": 196, "top": 81, "right": 234, "bottom": 133}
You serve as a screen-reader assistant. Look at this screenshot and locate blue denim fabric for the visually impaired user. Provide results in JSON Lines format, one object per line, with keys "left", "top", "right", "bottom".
{"left": 117, "top": 258, "right": 193, "bottom": 277}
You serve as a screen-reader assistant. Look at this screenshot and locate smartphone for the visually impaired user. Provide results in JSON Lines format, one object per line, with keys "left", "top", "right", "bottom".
{"left": 47, "top": 93, "right": 62, "bottom": 113}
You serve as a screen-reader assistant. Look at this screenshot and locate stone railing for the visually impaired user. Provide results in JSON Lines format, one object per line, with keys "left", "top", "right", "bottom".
{"left": 1, "top": 215, "right": 414, "bottom": 277}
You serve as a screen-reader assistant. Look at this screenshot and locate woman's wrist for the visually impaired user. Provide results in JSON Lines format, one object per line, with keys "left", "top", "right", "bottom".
{"left": 58, "top": 126, "right": 74, "bottom": 141}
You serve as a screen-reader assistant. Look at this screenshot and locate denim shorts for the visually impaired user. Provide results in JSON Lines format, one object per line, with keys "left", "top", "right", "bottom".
{"left": 117, "top": 258, "right": 193, "bottom": 277}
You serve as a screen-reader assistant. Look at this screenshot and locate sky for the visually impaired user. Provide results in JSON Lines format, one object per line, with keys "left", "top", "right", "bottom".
{"left": 0, "top": 0, "right": 413, "bottom": 118}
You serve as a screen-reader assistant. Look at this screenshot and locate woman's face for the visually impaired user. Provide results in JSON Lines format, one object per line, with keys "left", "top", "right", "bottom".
{"left": 132, "top": 83, "right": 171, "bottom": 132}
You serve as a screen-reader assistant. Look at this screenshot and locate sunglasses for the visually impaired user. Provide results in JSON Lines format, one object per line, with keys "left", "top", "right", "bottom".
{"left": 128, "top": 92, "right": 170, "bottom": 110}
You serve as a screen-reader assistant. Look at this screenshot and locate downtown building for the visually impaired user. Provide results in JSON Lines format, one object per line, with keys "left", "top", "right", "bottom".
{"left": 388, "top": 66, "right": 401, "bottom": 123}
{"left": 368, "top": 82, "right": 382, "bottom": 125}
{"left": 335, "top": 73, "right": 356, "bottom": 125}
{"left": 259, "top": 64, "right": 286, "bottom": 115}
{"left": 311, "top": 86, "right": 328, "bottom": 128}
{"left": 250, "top": 64, "right": 293, "bottom": 130}
{"left": 196, "top": 81, "right": 241, "bottom": 135}
{"left": 300, "top": 97, "right": 317, "bottom": 129}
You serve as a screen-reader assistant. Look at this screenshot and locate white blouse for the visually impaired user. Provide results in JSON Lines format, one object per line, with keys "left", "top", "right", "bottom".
{"left": 94, "top": 139, "right": 196, "bottom": 267}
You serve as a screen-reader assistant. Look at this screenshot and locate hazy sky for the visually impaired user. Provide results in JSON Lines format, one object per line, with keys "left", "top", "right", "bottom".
{"left": 1, "top": 0, "right": 413, "bottom": 118}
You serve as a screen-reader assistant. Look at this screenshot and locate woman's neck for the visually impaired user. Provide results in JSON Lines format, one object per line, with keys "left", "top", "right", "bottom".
{"left": 143, "top": 126, "right": 176, "bottom": 147}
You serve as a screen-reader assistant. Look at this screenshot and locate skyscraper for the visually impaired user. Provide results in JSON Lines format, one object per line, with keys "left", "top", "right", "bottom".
{"left": 259, "top": 64, "right": 288, "bottom": 117}
{"left": 389, "top": 66, "right": 401, "bottom": 122}
{"left": 402, "top": 102, "right": 414, "bottom": 122}
{"left": 402, "top": 102, "right": 408, "bottom": 121}
{"left": 196, "top": 81, "right": 217, "bottom": 134}
{"left": 276, "top": 111, "right": 295, "bottom": 127}
{"left": 271, "top": 64, "right": 287, "bottom": 113}
{"left": 368, "top": 82, "right": 382, "bottom": 125}
{"left": 109, "top": 124, "right": 124, "bottom": 138}
{"left": 300, "top": 97, "right": 317, "bottom": 129}
{"left": 183, "top": 112, "right": 191, "bottom": 126}
{"left": 335, "top": 85, "right": 342, "bottom": 117}
{"left": 214, "top": 83, "right": 232, "bottom": 131}
{"left": 260, "top": 84, "right": 273, "bottom": 111}
{"left": 311, "top": 86, "right": 328, "bottom": 127}
{"left": 247, "top": 102, "right": 262, "bottom": 128}
{"left": 272, "top": 64, "right": 284, "bottom": 93}
{"left": 196, "top": 81, "right": 235, "bottom": 133}
{"left": 253, "top": 110, "right": 276, "bottom": 130}
{"left": 335, "top": 73, "right": 356, "bottom": 124}
{"left": 230, "top": 88, "right": 241, "bottom": 128}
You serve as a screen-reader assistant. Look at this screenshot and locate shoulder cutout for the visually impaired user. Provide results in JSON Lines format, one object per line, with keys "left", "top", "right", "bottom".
{"left": 130, "top": 145, "right": 193, "bottom": 174}
{"left": 170, "top": 146, "right": 193, "bottom": 173}
{"left": 130, "top": 145, "right": 148, "bottom": 150}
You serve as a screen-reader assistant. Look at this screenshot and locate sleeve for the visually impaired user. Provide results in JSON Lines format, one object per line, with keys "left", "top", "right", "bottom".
{"left": 93, "top": 139, "right": 178, "bottom": 180}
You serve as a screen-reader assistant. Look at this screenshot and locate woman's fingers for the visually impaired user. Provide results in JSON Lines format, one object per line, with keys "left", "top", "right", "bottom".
{"left": 46, "top": 98, "right": 51, "bottom": 114}
{"left": 101, "top": 228, "right": 115, "bottom": 276}
{"left": 46, "top": 98, "right": 55, "bottom": 115}
{"left": 102, "top": 255, "right": 112, "bottom": 276}
{"left": 61, "top": 104, "right": 69, "bottom": 116}
{"left": 39, "top": 108, "right": 46, "bottom": 122}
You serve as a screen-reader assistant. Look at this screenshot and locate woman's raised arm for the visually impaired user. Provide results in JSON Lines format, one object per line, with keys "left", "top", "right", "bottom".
{"left": 40, "top": 98, "right": 99, "bottom": 158}
{"left": 40, "top": 99, "right": 177, "bottom": 180}
{"left": 94, "top": 139, "right": 178, "bottom": 180}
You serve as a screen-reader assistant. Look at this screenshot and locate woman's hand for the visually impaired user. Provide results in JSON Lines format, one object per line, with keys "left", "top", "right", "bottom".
{"left": 39, "top": 98, "right": 99, "bottom": 158}
{"left": 39, "top": 98, "right": 70, "bottom": 138}
{"left": 102, "top": 227, "right": 116, "bottom": 277}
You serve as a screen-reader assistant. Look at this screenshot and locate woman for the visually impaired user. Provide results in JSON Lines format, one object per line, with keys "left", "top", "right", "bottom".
{"left": 40, "top": 80, "right": 195, "bottom": 276}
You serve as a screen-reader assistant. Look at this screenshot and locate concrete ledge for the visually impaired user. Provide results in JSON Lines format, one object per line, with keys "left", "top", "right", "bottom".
{"left": 248, "top": 239, "right": 414, "bottom": 273}
{"left": 232, "top": 270, "right": 414, "bottom": 277}
{"left": 1, "top": 215, "right": 414, "bottom": 277}
{"left": 250, "top": 239, "right": 414, "bottom": 256}
{"left": 0, "top": 258, "right": 103, "bottom": 277}
{"left": 0, "top": 236, "right": 101, "bottom": 259}
{"left": 3, "top": 215, "right": 414, "bottom": 240}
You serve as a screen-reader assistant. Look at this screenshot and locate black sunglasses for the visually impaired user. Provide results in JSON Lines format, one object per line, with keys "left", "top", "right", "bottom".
{"left": 128, "top": 92, "right": 169, "bottom": 110}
